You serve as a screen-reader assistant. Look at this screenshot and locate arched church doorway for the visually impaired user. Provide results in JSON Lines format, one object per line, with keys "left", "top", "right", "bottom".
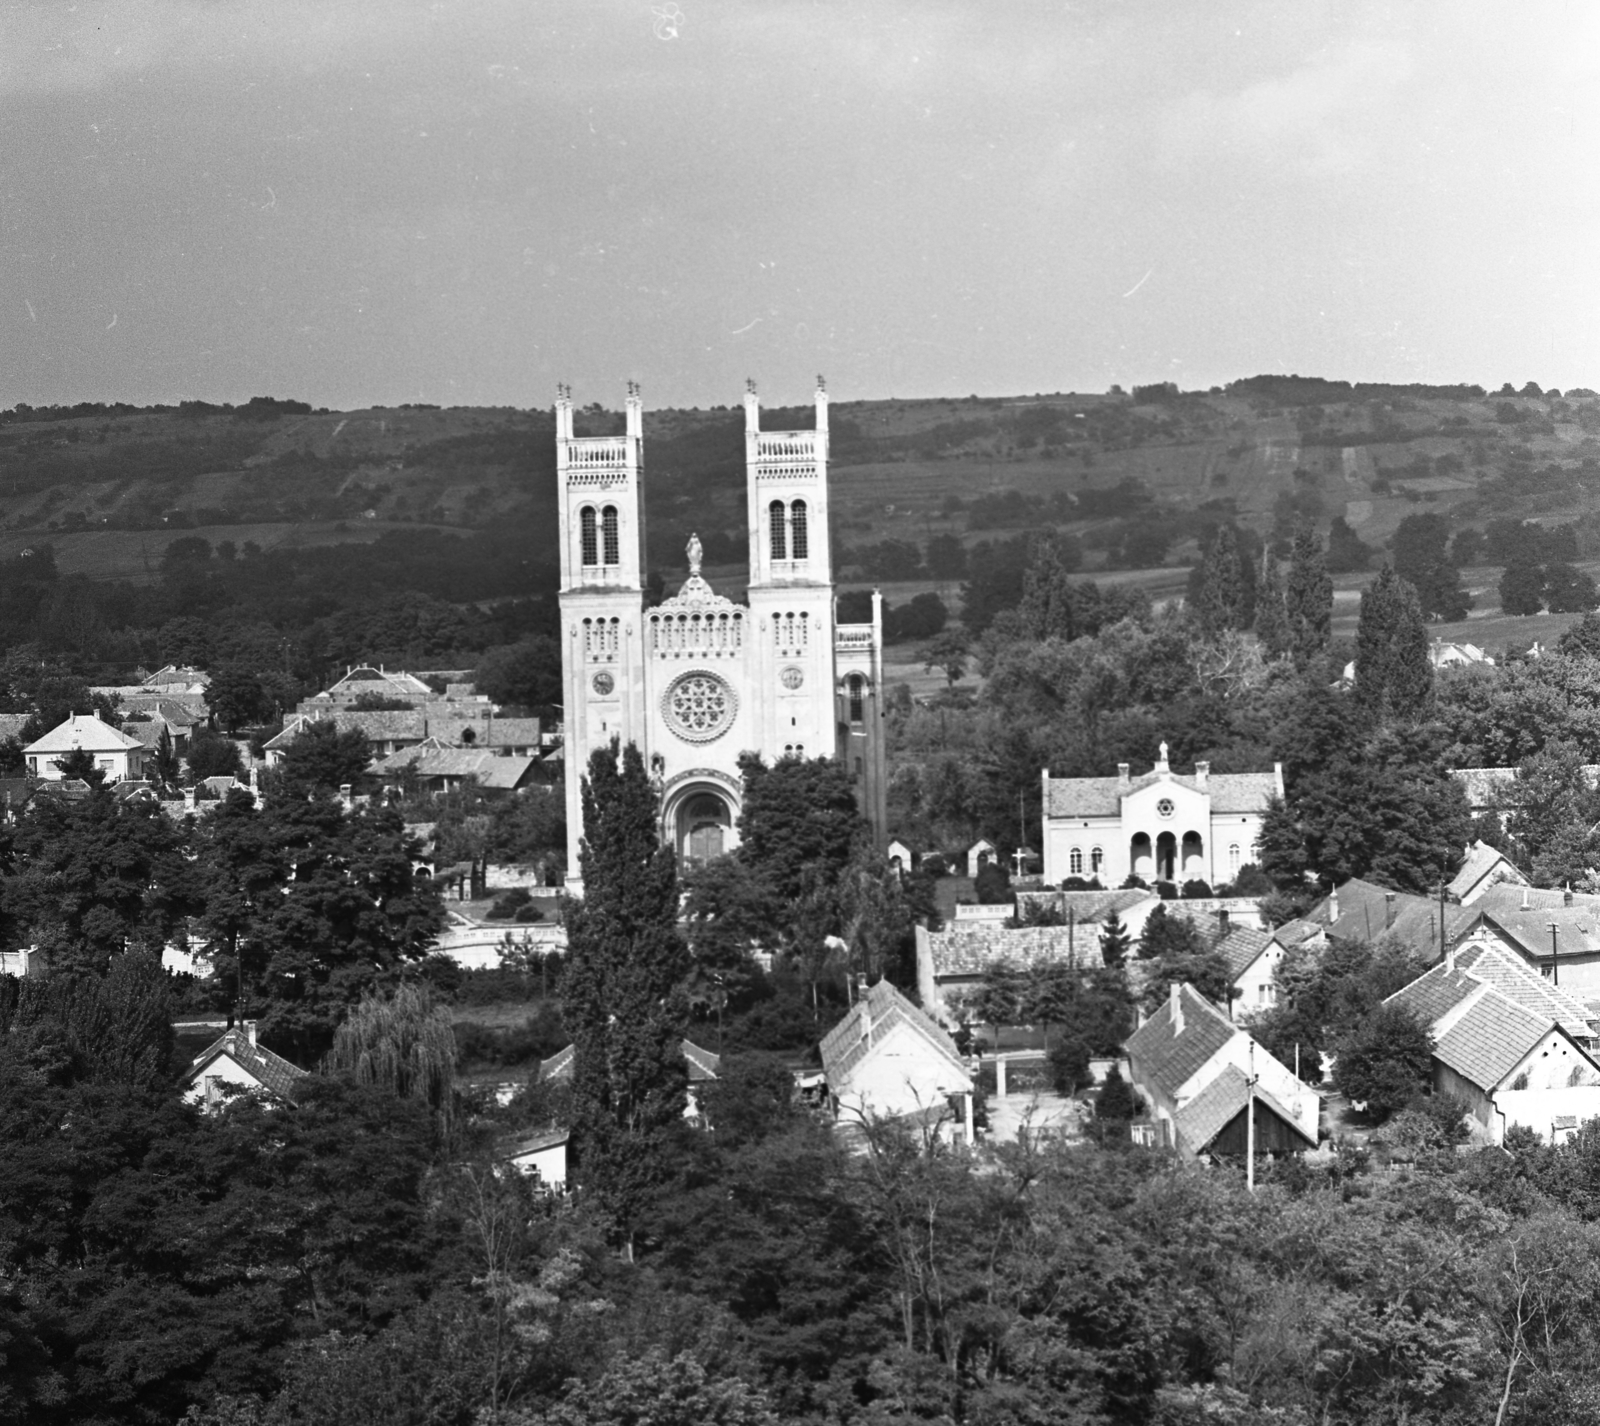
{"left": 1130, "top": 833, "right": 1153, "bottom": 881}
{"left": 1155, "top": 832, "right": 1177, "bottom": 884}
{"left": 678, "top": 791, "right": 733, "bottom": 868}
{"left": 1181, "top": 831, "right": 1205, "bottom": 881}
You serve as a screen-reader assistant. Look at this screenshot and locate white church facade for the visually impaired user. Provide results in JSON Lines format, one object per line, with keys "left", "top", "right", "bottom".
{"left": 1041, "top": 744, "right": 1282, "bottom": 889}
{"left": 556, "top": 379, "right": 886, "bottom": 888}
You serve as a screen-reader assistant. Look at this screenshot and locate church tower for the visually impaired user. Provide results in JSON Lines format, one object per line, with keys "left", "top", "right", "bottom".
{"left": 556, "top": 382, "right": 648, "bottom": 884}
{"left": 743, "top": 378, "right": 837, "bottom": 762}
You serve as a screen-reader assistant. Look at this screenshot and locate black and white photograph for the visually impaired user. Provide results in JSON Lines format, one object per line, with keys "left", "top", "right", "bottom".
{"left": 1, "top": 4, "right": 1598, "bottom": 1423}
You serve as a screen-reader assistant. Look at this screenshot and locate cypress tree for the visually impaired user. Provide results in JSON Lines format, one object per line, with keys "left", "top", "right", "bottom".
{"left": 1253, "top": 553, "right": 1292, "bottom": 659}
{"left": 564, "top": 740, "right": 689, "bottom": 1248}
{"left": 1099, "top": 909, "right": 1131, "bottom": 967}
{"left": 1284, "top": 530, "right": 1333, "bottom": 666}
{"left": 1354, "top": 566, "right": 1432, "bottom": 720}
{"left": 1196, "top": 524, "right": 1245, "bottom": 634}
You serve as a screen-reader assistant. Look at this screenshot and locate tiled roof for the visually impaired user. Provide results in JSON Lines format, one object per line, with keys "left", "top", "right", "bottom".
{"left": 331, "top": 709, "right": 427, "bottom": 741}
{"left": 923, "top": 923, "right": 1109, "bottom": 976}
{"left": 1043, "top": 766, "right": 1279, "bottom": 819}
{"left": 1385, "top": 960, "right": 1485, "bottom": 1029}
{"left": 1125, "top": 983, "right": 1237, "bottom": 1100}
{"left": 1448, "top": 840, "right": 1525, "bottom": 901}
{"left": 187, "top": 1027, "right": 309, "bottom": 1104}
{"left": 1173, "top": 1062, "right": 1317, "bottom": 1156}
{"left": 143, "top": 665, "right": 211, "bottom": 689}
{"left": 818, "top": 980, "right": 969, "bottom": 1095}
{"left": 1273, "top": 917, "right": 1324, "bottom": 948}
{"left": 1477, "top": 884, "right": 1600, "bottom": 916}
{"left": 540, "top": 1039, "right": 720, "bottom": 1084}
{"left": 1313, "top": 878, "right": 1478, "bottom": 951}
{"left": 1218, "top": 926, "right": 1274, "bottom": 981}
{"left": 119, "top": 694, "right": 208, "bottom": 722}
{"left": 1432, "top": 988, "right": 1552, "bottom": 1093}
{"left": 404, "top": 750, "right": 538, "bottom": 789}
{"left": 328, "top": 667, "right": 433, "bottom": 696}
{"left": 1161, "top": 903, "right": 1224, "bottom": 940}
{"left": 502, "top": 1126, "right": 570, "bottom": 1156}
{"left": 1455, "top": 940, "right": 1597, "bottom": 1037}
{"left": 1015, "top": 888, "right": 1154, "bottom": 924}
{"left": 24, "top": 714, "right": 144, "bottom": 755}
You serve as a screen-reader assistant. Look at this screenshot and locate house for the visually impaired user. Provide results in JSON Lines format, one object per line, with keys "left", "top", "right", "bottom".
{"left": 819, "top": 980, "right": 975, "bottom": 1141}
{"left": 1309, "top": 878, "right": 1479, "bottom": 956}
{"left": 376, "top": 747, "right": 540, "bottom": 794}
{"left": 1218, "top": 925, "right": 1287, "bottom": 1019}
{"left": 1430, "top": 639, "right": 1494, "bottom": 670}
{"left": 1448, "top": 839, "right": 1529, "bottom": 904}
{"left": 1384, "top": 946, "right": 1600, "bottom": 1144}
{"left": 503, "top": 1126, "right": 572, "bottom": 1190}
{"left": 24, "top": 712, "right": 146, "bottom": 783}
{"left": 1125, "top": 982, "right": 1319, "bottom": 1158}
{"left": 119, "top": 703, "right": 200, "bottom": 760}
{"left": 297, "top": 665, "right": 437, "bottom": 712}
{"left": 1041, "top": 742, "right": 1281, "bottom": 889}
{"left": 182, "top": 1021, "right": 309, "bottom": 1111}
{"left": 887, "top": 839, "right": 913, "bottom": 875}
{"left": 142, "top": 665, "right": 212, "bottom": 695}
{"left": 1455, "top": 888, "right": 1600, "bottom": 997}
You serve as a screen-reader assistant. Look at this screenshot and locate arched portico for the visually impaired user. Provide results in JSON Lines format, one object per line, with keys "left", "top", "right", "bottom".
{"left": 660, "top": 773, "right": 742, "bottom": 869}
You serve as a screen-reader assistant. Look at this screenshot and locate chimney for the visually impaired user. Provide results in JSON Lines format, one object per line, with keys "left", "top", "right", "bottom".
{"left": 1217, "top": 908, "right": 1230, "bottom": 935}
{"left": 1117, "top": 762, "right": 1131, "bottom": 793}
{"left": 1522, "top": 887, "right": 1531, "bottom": 910}
{"left": 1445, "top": 940, "right": 1456, "bottom": 974}
{"left": 246, "top": 1020, "right": 257, "bottom": 1047}
{"left": 1195, "top": 760, "right": 1209, "bottom": 791}
{"left": 92, "top": 707, "right": 102, "bottom": 721}
{"left": 1328, "top": 886, "right": 1340, "bottom": 925}
{"left": 1385, "top": 892, "right": 1397, "bottom": 928}
{"left": 339, "top": 782, "right": 353, "bottom": 811}
{"left": 183, "top": 787, "right": 196, "bottom": 811}
{"left": 1170, "top": 980, "right": 1184, "bottom": 1035}
{"left": 1565, "top": 888, "right": 1575, "bottom": 908}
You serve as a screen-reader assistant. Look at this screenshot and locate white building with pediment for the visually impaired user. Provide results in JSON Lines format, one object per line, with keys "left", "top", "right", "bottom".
{"left": 1041, "top": 743, "right": 1282, "bottom": 890}
{"left": 556, "top": 379, "right": 886, "bottom": 890}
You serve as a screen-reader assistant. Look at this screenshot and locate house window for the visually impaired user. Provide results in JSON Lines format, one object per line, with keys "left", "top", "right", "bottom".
{"left": 847, "top": 674, "right": 866, "bottom": 723}
{"left": 1070, "top": 848, "right": 1084, "bottom": 875}
{"left": 601, "top": 505, "right": 620, "bottom": 566}
{"left": 790, "top": 500, "right": 808, "bottom": 559}
{"left": 580, "top": 507, "right": 598, "bottom": 566}
{"left": 1229, "top": 843, "right": 1241, "bottom": 875}
{"left": 1090, "top": 846, "right": 1103, "bottom": 874}
{"left": 769, "top": 500, "right": 788, "bottom": 561}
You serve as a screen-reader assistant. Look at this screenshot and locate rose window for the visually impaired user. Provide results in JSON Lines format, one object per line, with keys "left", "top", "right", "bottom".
{"left": 664, "top": 671, "right": 736, "bottom": 742}
{"left": 1156, "top": 797, "right": 1175, "bottom": 819}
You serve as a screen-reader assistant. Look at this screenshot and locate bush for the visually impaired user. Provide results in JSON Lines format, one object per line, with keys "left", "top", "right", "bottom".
{"left": 1049, "top": 1036, "right": 1093, "bottom": 1094}
{"left": 1095, "top": 1065, "right": 1145, "bottom": 1122}
{"left": 1180, "top": 879, "right": 1213, "bottom": 899}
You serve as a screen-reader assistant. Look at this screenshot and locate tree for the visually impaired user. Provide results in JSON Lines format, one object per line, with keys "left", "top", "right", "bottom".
{"left": 925, "top": 533, "right": 968, "bottom": 580}
{"left": 1500, "top": 559, "right": 1546, "bottom": 616}
{"left": 1285, "top": 529, "right": 1333, "bottom": 666}
{"left": 274, "top": 719, "right": 374, "bottom": 795}
{"left": 1253, "top": 554, "right": 1291, "bottom": 659}
{"left": 1332, "top": 1001, "right": 1433, "bottom": 1121}
{"left": 1195, "top": 524, "right": 1246, "bottom": 635}
{"left": 1559, "top": 611, "right": 1600, "bottom": 658}
{"left": 1095, "top": 1065, "right": 1144, "bottom": 1122}
{"left": 1354, "top": 566, "right": 1433, "bottom": 720}
{"left": 208, "top": 664, "right": 272, "bottom": 733}
{"left": 51, "top": 746, "right": 104, "bottom": 787}
{"left": 473, "top": 636, "right": 562, "bottom": 710}
{"left": 1392, "top": 513, "right": 1471, "bottom": 621}
{"left": 736, "top": 753, "right": 864, "bottom": 904}
{"left": 923, "top": 628, "right": 970, "bottom": 688}
{"left": 532, "top": 1350, "right": 779, "bottom": 1426}
{"left": 564, "top": 741, "right": 690, "bottom": 1247}
{"left": 187, "top": 727, "right": 245, "bottom": 781}
{"left": 326, "top": 983, "right": 458, "bottom": 1136}
{"left": 151, "top": 725, "right": 181, "bottom": 788}
{"left": 1326, "top": 515, "right": 1373, "bottom": 573}
{"left": 1545, "top": 563, "right": 1599, "bottom": 615}
{"left": 1099, "top": 908, "right": 1131, "bottom": 966}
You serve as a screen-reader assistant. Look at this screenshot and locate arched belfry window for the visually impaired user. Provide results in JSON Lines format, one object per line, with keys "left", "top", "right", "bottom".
{"left": 580, "top": 507, "right": 598, "bottom": 566}
{"left": 790, "top": 500, "right": 808, "bottom": 560}
{"left": 601, "top": 506, "right": 620, "bottom": 566}
{"left": 769, "top": 500, "right": 787, "bottom": 561}
{"left": 847, "top": 673, "right": 866, "bottom": 723}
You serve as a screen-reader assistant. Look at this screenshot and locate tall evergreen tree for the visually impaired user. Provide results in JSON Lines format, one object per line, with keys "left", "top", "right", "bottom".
{"left": 564, "top": 740, "right": 690, "bottom": 1248}
{"left": 1196, "top": 524, "right": 1245, "bottom": 634}
{"left": 1285, "top": 530, "right": 1333, "bottom": 666}
{"left": 1354, "top": 566, "right": 1432, "bottom": 720}
{"left": 1253, "top": 553, "right": 1292, "bottom": 659}
{"left": 1098, "top": 908, "right": 1131, "bottom": 967}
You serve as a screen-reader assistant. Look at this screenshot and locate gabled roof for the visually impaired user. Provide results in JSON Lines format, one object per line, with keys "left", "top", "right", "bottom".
{"left": 1217, "top": 926, "right": 1274, "bottom": 981}
{"left": 1313, "top": 877, "right": 1478, "bottom": 951}
{"left": 818, "top": 980, "right": 969, "bottom": 1095}
{"left": 186, "top": 1026, "right": 309, "bottom": 1104}
{"left": 1384, "top": 940, "right": 1596, "bottom": 1040}
{"left": 143, "top": 665, "right": 211, "bottom": 689}
{"left": 405, "top": 750, "right": 539, "bottom": 790}
{"left": 1044, "top": 766, "right": 1279, "bottom": 818}
{"left": 1125, "top": 983, "right": 1237, "bottom": 1100}
{"left": 24, "top": 713, "right": 144, "bottom": 755}
{"left": 327, "top": 666, "right": 433, "bottom": 696}
{"left": 502, "top": 1125, "right": 570, "bottom": 1157}
{"left": 1173, "top": 1062, "right": 1318, "bottom": 1156}
{"left": 1477, "top": 884, "right": 1600, "bottom": 915}
{"left": 1273, "top": 917, "right": 1325, "bottom": 948}
{"left": 1015, "top": 888, "right": 1155, "bottom": 924}
{"left": 1432, "top": 987, "right": 1556, "bottom": 1094}
{"left": 1448, "top": 840, "right": 1528, "bottom": 902}
{"left": 330, "top": 709, "right": 427, "bottom": 741}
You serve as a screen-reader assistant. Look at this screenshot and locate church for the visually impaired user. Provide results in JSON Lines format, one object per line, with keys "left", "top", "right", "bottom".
{"left": 1040, "top": 744, "right": 1282, "bottom": 889}
{"left": 556, "top": 379, "right": 886, "bottom": 890}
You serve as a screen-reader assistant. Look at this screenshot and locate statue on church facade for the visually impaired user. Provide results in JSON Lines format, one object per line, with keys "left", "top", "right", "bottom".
{"left": 686, "top": 532, "right": 703, "bottom": 577}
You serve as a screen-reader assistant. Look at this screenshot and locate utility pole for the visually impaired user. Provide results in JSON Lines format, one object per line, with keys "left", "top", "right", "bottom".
{"left": 1549, "top": 922, "right": 1560, "bottom": 986}
{"left": 1246, "top": 1039, "right": 1259, "bottom": 1194}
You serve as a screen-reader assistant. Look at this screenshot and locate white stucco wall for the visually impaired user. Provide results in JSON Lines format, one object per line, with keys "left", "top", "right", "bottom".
{"left": 834, "top": 1021, "right": 973, "bottom": 1121}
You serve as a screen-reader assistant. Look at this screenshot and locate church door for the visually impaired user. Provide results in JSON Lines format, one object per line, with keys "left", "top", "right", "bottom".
{"left": 687, "top": 819, "right": 725, "bottom": 864}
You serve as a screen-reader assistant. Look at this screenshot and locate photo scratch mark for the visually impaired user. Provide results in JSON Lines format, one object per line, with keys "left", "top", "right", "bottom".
{"left": 24, "top": 301, "right": 36, "bottom": 322}
{"left": 730, "top": 317, "right": 761, "bottom": 335}
{"left": 106, "top": 313, "right": 117, "bottom": 329}
{"left": 1122, "top": 270, "right": 1153, "bottom": 298}
{"left": 652, "top": 3, "right": 683, "bottom": 40}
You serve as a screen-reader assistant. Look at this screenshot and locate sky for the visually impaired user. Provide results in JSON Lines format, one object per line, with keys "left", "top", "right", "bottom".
{"left": 0, "top": 0, "right": 1595, "bottom": 411}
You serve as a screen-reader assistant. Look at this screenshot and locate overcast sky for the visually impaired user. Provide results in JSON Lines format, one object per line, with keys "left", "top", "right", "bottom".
{"left": 1, "top": 1, "right": 1594, "bottom": 411}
